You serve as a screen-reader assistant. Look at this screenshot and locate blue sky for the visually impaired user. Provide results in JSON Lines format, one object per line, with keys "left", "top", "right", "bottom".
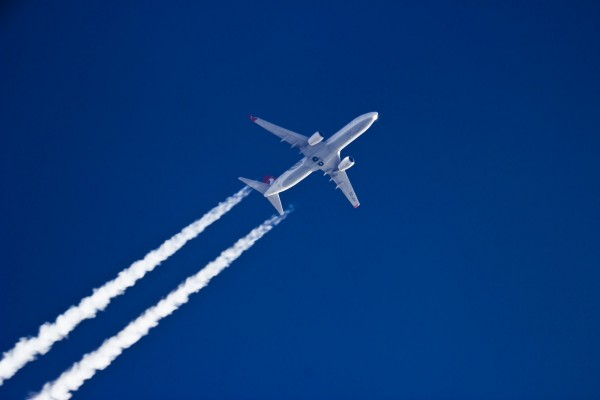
{"left": 1, "top": 1, "right": 600, "bottom": 399}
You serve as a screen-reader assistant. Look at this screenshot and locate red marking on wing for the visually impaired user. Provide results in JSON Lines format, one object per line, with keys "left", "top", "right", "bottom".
{"left": 354, "top": 205, "right": 360, "bottom": 208}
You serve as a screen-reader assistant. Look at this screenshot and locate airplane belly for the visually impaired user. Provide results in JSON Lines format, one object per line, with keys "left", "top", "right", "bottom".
{"left": 337, "top": 121, "right": 370, "bottom": 148}
{"left": 326, "top": 113, "right": 376, "bottom": 151}
{"left": 281, "top": 165, "right": 314, "bottom": 188}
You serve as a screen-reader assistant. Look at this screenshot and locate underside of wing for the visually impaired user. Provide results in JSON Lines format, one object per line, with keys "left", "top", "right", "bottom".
{"left": 250, "top": 115, "right": 309, "bottom": 149}
{"left": 329, "top": 170, "right": 360, "bottom": 208}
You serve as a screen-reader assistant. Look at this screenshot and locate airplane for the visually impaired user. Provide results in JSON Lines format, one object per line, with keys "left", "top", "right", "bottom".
{"left": 239, "top": 111, "right": 378, "bottom": 215}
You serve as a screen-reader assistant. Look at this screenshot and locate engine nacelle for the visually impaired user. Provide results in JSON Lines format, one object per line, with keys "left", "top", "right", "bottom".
{"left": 308, "top": 131, "right": 324, "bottom": 146}
{"left": 337, "top": 156, "right": 355, "bottom": 171}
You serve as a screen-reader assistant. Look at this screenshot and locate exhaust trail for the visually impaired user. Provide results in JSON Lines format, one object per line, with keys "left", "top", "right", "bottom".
{"left": 0, "top": 187, "right": 251, "bottom": 386}
{"left": 31, "top": 211, "right": 289, "bottom": 400}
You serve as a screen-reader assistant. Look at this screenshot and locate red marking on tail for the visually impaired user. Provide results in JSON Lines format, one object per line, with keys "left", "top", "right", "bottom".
{"left": 263, "top": 175, "right": 276, "bottom": 185}
{"left": 249, "top": 115, "right": 257, "bottom": 122}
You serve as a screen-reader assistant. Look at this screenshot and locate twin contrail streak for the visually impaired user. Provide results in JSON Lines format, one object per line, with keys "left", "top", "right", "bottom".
{"left": 0, "top": 187, "right": 250, "bottom": 386}
{"left": 31, "top": 211, "right": 288, "bottom": 400}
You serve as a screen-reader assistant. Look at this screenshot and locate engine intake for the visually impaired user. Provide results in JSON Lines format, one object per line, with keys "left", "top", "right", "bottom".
{"left": 338, "top": 156, "right": 355, "bottom": 171}
{"left": 308, "top": 131, "right": 324, "bottom": 146}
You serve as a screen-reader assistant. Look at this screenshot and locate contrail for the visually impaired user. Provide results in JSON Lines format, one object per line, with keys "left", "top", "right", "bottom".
{"left": 31, "top": 211, "right": 288, "bottom": 400}
{"left": 0, "top": 187, "right": 251, "bottom": 386}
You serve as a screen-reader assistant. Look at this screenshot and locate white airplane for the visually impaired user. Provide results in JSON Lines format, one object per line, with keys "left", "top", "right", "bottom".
{"left": 239, "top": 111, "right": 378, "bottom": 215}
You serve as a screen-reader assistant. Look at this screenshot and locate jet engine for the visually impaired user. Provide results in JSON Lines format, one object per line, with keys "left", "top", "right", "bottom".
{"left": 337, "top": 156, "right": 355, "bottom": 171}
{"left": 308, "top": 131, "right": 324, "bottom": 146}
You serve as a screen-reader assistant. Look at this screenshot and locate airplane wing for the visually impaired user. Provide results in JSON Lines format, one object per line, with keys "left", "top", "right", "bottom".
{"left": 250, "top": 116, "right": 309, "bottom": 149}
{"left": 328, "top": 169, "right": 360, "bottom": 208}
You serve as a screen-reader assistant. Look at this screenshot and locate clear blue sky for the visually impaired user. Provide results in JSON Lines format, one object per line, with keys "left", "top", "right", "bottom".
{"left": 1, "top": 1, "right": 600, "bottom": 399}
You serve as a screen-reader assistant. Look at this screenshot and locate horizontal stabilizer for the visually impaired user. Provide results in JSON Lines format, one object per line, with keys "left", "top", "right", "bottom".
{"left": 239, "top": 177, "right": 269, "bottom": 194}
{"left": 238, "top": 177, "right": 284, "bottom": 215}
{"left": 266, "top": 193, "right": 284, "bottom": 216}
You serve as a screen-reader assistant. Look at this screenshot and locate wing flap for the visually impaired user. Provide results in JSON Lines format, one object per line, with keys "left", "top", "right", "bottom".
{"left": 329, "top": 170, "right": 360, "bottom": 208}
{"left": 250, "top": 116, "right": 309, "bottom": 149}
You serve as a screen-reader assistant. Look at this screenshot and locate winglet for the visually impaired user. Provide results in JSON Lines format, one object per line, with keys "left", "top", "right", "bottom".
{"left": 249, "top": 115, "right": 257, "bottom": 122}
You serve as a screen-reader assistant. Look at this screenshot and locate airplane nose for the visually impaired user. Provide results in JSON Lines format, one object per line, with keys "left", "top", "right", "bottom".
{"left": 371, "top": 112, "right": 379, "bottom": 121}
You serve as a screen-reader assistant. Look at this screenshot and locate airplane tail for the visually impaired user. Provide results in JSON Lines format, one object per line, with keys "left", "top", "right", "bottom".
{"left": 238, "top": 177, "right": 284, "bottom": 216}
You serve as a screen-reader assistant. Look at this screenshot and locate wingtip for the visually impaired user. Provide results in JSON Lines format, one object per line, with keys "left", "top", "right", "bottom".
{"left": 249, "top": 115, "right": 257, "bottom": 122}
{"left": 354, "top": 204, "right": 360, "bottom": 208}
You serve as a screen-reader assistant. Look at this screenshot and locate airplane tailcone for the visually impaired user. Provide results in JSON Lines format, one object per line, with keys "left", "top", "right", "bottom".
{"left": 238, "top": 177, "right": 284, "bottom": 216}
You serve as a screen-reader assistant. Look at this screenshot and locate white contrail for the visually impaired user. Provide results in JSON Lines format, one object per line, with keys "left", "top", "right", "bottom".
{"left": 31, "top": 211, "right": 288, "bottom": 400}
{"left": 0, "top": 187, "right": 251, "bottom": 386}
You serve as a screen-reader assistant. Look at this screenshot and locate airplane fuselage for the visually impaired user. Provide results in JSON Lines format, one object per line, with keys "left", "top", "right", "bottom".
{"left": 264, "top": 112, "right": 378, "bottom": 196}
